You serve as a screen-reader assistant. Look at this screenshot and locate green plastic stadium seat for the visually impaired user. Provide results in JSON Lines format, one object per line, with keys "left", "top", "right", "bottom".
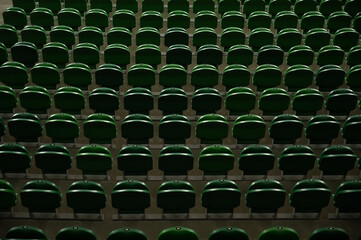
{"left": 258, "top": 88, "right": 290, "bottom": 115}
{"left": 58, "top": 8, "right": 82, "bottom": 31}
{"left": 316, "top": 45, "right": 344, "bottom": 66}
{"left": 11, "top": 41, "right": 39, "bottom": 67}
{"left": 84, "top": 114, "right": 117, "bottom": 144}
{"left": 78, "top": 26, "right": 104, "bottom": 47}
{"left": 300, "top": 11, "right": 325, "bottom": 33}
{"left": 158, "top": 227, "right": 199, "bottom": 240}
{"left": 113, "top": 10, "right": 136, "bottom": 30}
{"left": 124, "top": 87, "right": 154, "bottom": 115}
{"left": 196, "top": 114, "right": 229, "bottom": 144}
{"left": 192, "top": 88, "right": 222, "bottom": 115}
{"left": 63, "top": 62, "right": 93, "bottom": 90}
{"left": 220, "top": 27, "right": 246, "bottom": 51}
{"left": 218, "top": 0, "right": 241, "bottom": 14}
{"left": 3, "top": 7, "right": 28, "bottom": 30}
{"left": 344, "top": 0, "right": 361, "bottom": 17}
{"left": 248, "top": 28, "right": 274, "bottom": 51}
{"left": 107, "top": 27, "right": 132, "bottom": 46}
{"left": 107, "top": 228, "right": 147, "bottom": 240}
{"left": 305, "top": 115, "right": 340, "bottom": 144}
{"left": 269, "top": 0, "right": 291, "bottom": 17}
{"left": 20, "top": 25, "right": 47, "bottom": 49}
{"left": 73, "top": 43, "right": 100, "bottom": 68}
{"left": 142, "top": 0, "right": 164, "bottom": 12}
{"left": 159, "top": 64, "right": 187, "bottom": 87}
{"left": 136, "top": 27, "right": 160, "bottom": 46}
{"left": 89, "top": 88, "right": 120, "bottom": 115}
{"left": 191, "top": 64, "right": 219, "bottom": 88}
{"left": 39, "top": 0, "right": 61, "bottom": 14}
{"left": 346, "top": 64, "right": 361, "bottom": 91}
{"left": 31, "top": 62, "right": 61, "bottom": 89}
{"left": 85, "top": 9, "right": 109, "bottom": 30}
{"left": 42, "top": 43, "right": 70, "bottom": 69}
{"left": 209, "top": 227, "right": 249, "bottom": 240}
{"left": 225, "top": 87, "right": 256, "bottom": 115}
{"left": 54, "top": 86, "right": 86, "bottom": 114}
{"left": 5, "top": 226, "right": 47, "bottom": 240}
{"left": 252, "top": 64, "right": 282, "bottom": 91}
{"left": 257, "top": 45, "right": 284, "bottom": 66}
{"left": 195, "top": 10, "right": 218, "bottom": 29}
{"left": 166, "top": 44, "right": 192, "bottom": 67}
{"left": 117, "top": 145, "right": 153, "bottom": 175}
{"left": 8, "top": 113, "right": 43, "bottom": 142}
{"left": 159, "top": 115, "right": 191, "bottom": 144}
{"left": 168, "top": 10, "right": 190, "bottom": 29}
{"left": 286, "top": 45, "right": 314, "bottom": 66}
{"left": 258, "top": 227, "right": 299, "bottom": 240}
{"left": 233, "top": 115, "right": 266, "bottom": 144}
{"left": 221, "top": 11, "right": 245, "bottom": 29}
{"left": 140, "top": 11, "right": 163, "bottom": 29}
{"left": 50, "top": 25, "right": 76, "bottom": 49}
{"left": 19, "top": 86, "right": 52, "bottom": 114}
{"left": 0, "top": 85, "right": 17, "bottom": 113}
{"left": 319, "top": 0, "right": 342, "bottom": 18}
{"left": 325, "top": 89, "right": 358, "bottom": 116}
{"left": 294, "top": 0, "right": 317, "bottom": 18}
{"left": 158, "top": 145, "right": 194, "bottom": 175}
{"left": 247, "top": 11, "right": 271, "bottom": 30}
{"left": 278, "top": 145, "right": 316, "bottom": 175}
{"left": 304, "top": 28, "right": 331, "bottom": 51}
{"left": 314, "top": 64, "right": 345, "bottom": 91}
{"left": 227, "top": 45, "right": 254, "bottom": 66}
{"left": 332, "top": 28, "right": 359, "bottom": 51}
{"left": 243, "top": 0, "right": 266, "bottom": 17}
{"left": 104, "top": 44, "right": 130, "bottom": 68}
{"left": 347, "top": 45, "right": 361, "bottom": 67}
{"left": 164, "top": 28, "right": 189, "bottom": 47}
{"left": 0, "top": 179, "right": 17, "bottom": 212}
{"left": 30, "top": 8, "right": 55, "bottom": 30}
{"left": 333, "top": 180, "right": 361, "bottom": 213}
{"left": 291, "top": 88, "right": 324, "bottom": 115}
{"left": 309, "top": 227, "right": 349, "bottom": 240}
{"left": 76, "top": 145, "right": 113, "bottom": 175}
{"left": 274, "top": 11, "right": 298, "bottom": 31}
{"left": 0, "top": 61, "right": 29, "bottom": 89}
{"left": 192, "top": 27, "right": 217, "bottom": 49}
{"left": 198, "top": 144, "right": 234, "bottom": 175}
{"left": 90, "top": 0, "right": 113, "bottom": 13}
{"left": 342, "top": 115, "right": 361, "bottom": 143}
{"left": 168, "top": 0, "right": 189, "bottom": 12}
{"left": 158, "top": 88, "right": 188, "bottom": 115}
{"left": 238, "top": 145, "right": 275, "bottom": 175}
{"left": 121, "top": 114, "right": 154, "bottom": 144}
{"left": 269, "top": 115, "right": 303, "bottom": 144}
{"left": 127, "top": 64, "right": 156, "bottom": 88}
{"left": 318, "top": 145, "right": 357, "bottom": 175}
{"left": 135, "top": 44, "right": 161, "bottom": 67}
{"left": 64, "top": 0, "right": 87, "bottom": 14}
{"left": 193, "top": 0, "right": 215, "bottom": 13}
{"left": 0, "top": 143, "right": 31, "bottom": 174}
{"left": 222, "top": 65, "right": 251, "bottom": 89}
{"left": 276, "top": 28, "right": 302, "bottom": 51}
{"left": 95, "top": 64, "right": 124, "bottom": 90}
{"left": 327, "top": 11, "right": 352, "bottom": 33}
{"left": 45, "top": 113, "right": 79, "bottom": 143}
{"left": 56, "top": 226, "right": 97, "bottom": 240}
{"left": 0, "top": 24, "right": 18, "bottom": 48}
{"left": 197, "top": 44, "right": 223, "bottom": 67}
{"left": 12, "top": 0, "right": 35, "bottom": 13}
{"left": 116, "top": 0, "right": 138, "bottom": 13}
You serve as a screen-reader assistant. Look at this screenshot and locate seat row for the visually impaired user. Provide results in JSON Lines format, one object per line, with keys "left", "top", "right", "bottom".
{"left": 1, "top": 178, "right": 361, "bottom": 215}
{"left": 2, "top": 225, "right": 357, "bottom": 240}
{"left": 1, "top": 143, "right": 361, "bottom": 176}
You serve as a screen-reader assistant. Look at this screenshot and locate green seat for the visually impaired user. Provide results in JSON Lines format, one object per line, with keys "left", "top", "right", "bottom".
{"left": 117, "top": 145, "right": 153, "bottom": 175}
{"left": 159, "top": 64, "right": 187, "bottom": 88}
{"left": 78, "top": 26, "right": 104, "bottom": 47}
{"left": 319, "top": 0, "right": 342, "bottom": 18}
{"left": 222, "top": 65, "right": 251, "bottom": 89}
{"left": 157, "top": 180, "right": 195, "bottom": 213}
{"left": 164, "top": 28, "right": 189, "bottom": 47}
{"left": 5, "top": 226, "right": 47, "bottom": 240}
{"left": 0, "top": 61, "right": 29, "bottom": 89}
{"left": 227, "top": 45, "right": 254, "bottom": 66}
{"left": 113, "top": 10, "right": 136, "bottom": 30}
{"left": 345, "top": 0, "right": 361, "bottom": 17}
{"left": 30, "top": 7, "right": 54, "bottom": 30}
{"left": 276, "top": 28, "right": 302, "bottom": 51}
{"left": 107, "top": 228, "right": 147, "bottom": 240}
{"left": 300, "top": 11, "right": 325, "bottom": 33}
{"left": 64, "top": 0, "right": 87, "bottom": 14}
{"left": 89, "top": 87, "right": 120, "bottom": 115}
{"left": 39, "top": 0, "right": 61, "bottom": 14}
{"left": 209, "top": 227, "right": 249, "bottom": 240}
{"left": 0, "top": 85, "right": 17, "bottom": 113}
{"left": 11, "top": 41, "right": 39, "bottom": 67}
{"left": 220, "top": 27, "right": 246, "bottom": 51}
{"left": 333, "top": 180, "right": 361, "bottom": 213}
{"left": 318, "top": 145, "right": 357, "bottom": 175}
{"left": 0, "top": 143, "right": 31, "bottom": 174}
{"left": 201, "top": 179, "right": 241, "bottom": 213}
{"left": 13, "top": 0, "right": 35, "bottom": 13}
{"left": 257, "top": 45, "right": 284, "bottom": 66}
{"left": 347, "top": 45, "right": 361, "bottom": 67}
{"left": 346, "top": 64, "right": 361, "bottom": 91}
{"left": 31, "top": 62, "right": 61, "bottom": 89}
{"left": 274, "top": 11, "right": 298, "bottom": 31}
{"left": 193, "top": 0, "right": 215, "bottom": 13}
{"left": 304, "top": 28, "right": 331, "bottom": 51}
{"left": 252, "top": 64, "right": 282, "bottom": 91}
{"left": 0, "top": 24, "right": 18, "bottom": 48}
{"left": 325, "top": 89, "right": 358, "bottom": 116}
{"left": 124, "top": 87, "right": 154, "bottom": 115}
{"left": 142, "top": 0, "right": 164, "bottom": 12}
{"left": 258, "top": 227, "right": 299, "bottom": 240}
{"left": 136, "top": 27, "right": 160, "bottom": 46}
{"left": 233, "top": 115, "right": 266, "bottom": 144}
{"left": 166, "top": 44, "right": 192, "bottom": 67}
{"left": 111, "top": 180, "right": 150, "bottom": 213}
{"left": 158, "top": 145, "right": 193, "bottom": 175}
{"left": 20, "top": 25, "right": 47, "bottom": 49}
{"left": 56, "top": 226, "right": 97, "bottom": 240}
{"left": 248, "top": 28, "right": 274, "bottom": 51}
{"left": 286, "top": 45, "right": 314, "bottom": 66}
{"left": 294, "top": 0, "right": 317, "bottom": 18}
{"left": 192, "top": 27, "right": 217, "bottom": 49}
{"left": 50, "top": 25, "right": 76, "bottom": 49}
{"left": 19, "top": 86, "right": 52, "bottom": 114}
{"left": 278, "top": 145, "right": 316, "bottom": 175}
{"left": 73, "top": 43, "right": 100, "bottom": 69}
{"left": 42, "top": 43, "right": 70, "bottom": 69}
{"left": 168, "top": 0, "right": 189, "bottom": 12}
{"left": 291, "top": 88, "right": 324, "bottom": 115}
{"left": 218, "top": 0, "right": 241, "bottom": 14}
{"left": 191, "top": 64, "right": 219, "bottom": 88}
{"left": 116, "top": 0, "right": 138, "bottom": 13}
{"left": 104, "top": 44, "right": 130, "bottom": 68}
{"left": 243, "top": 0, "right": 266, "bottom": 17}
{"left": 140, "top": 11, "right": 163, "bottom": 29}
{"left": 159, "top": 227, "right": 198, "bottom": 240}
{"left": 315, "top": 64, "right": 345, "bottom": 91}
{"left": 305, "top": 115, "right": 340, "bottom": 144}
{"left": 246, "top": 179, "right": 286, "bottom": 213}
{"left": 135, "top": 44, "right": 161, "bottom": 67}
{"left": 107, "top": 27, "right": 132, "bottom": 46}
{"left": 192, "top": 88, "right": 222, "bottom": 115}
{"left": 127, "top": 64, "right": 155, "bottom": 88}
{"left": 158, "top": 88, "right": 188, "bottom": 115}
{"left": 225, "top": 87, "right": 256, "bottom": 115}
{"left": 20, "top": 180, "right": 62, "bottom": 213}
{"left": 168, "top": 10, "right": 190, "bottom": 29}
{"left": 58, "top": 8, "right": 82, "bottom": 31}
{"left": 269, "top": 114, "right": 303, "bottom": 144}
{"left": 45, "top": 113, "right": 79, "bottom": 143}
{"left": 8, "top": 113, "right": 43, "bottom": 142}
{"left": 63, "top": 62, "right": 93, "bottom": 90}
{"left": 196, "top": 114, "right": 229, "bottom": 144}
{"left": 342, "top": 115, "right": 361, "bottom": 143}
{"left": 327, "top": 11, "right": 352, "bottom": 33}
{"left": 316, "top": 45, "right": 344, "bottom": 66}
{"left": 247, "top": 11, "right": 271, "bottom": 30}
{"left": 195, "top": 10, "right": 218, "bottom": 29}
{"left": 197, "top": 44, "right": 223, "bottom": 67}
{"left": 121, "top": 114, "right": 154, "bottom": 144}
{"left": 309, "top": 227, "right": 349, "bottom": 240}
{"left": 83, "top": 114, "right": 117, "bottom": 144}
{"left": 54, "top": 86, "right": 86, "bottom": 114}
{"left": 198, "top": 145, "right": 234, "bottom": 175}
{"left": 290, "top": 179, "right": 331, "bottom": 213}
{"left": 35, "top": 144, "right": 72, "bottom": 174}
{"left": 332, "top": 28, "right": 359, "bottom": 51}
{"left": 353, "top": 13, "right": 361, "bottom": 33}
{"left": 221, "top": 11, "right": 245, "bottom": 29}
{"left": 159, "top": 115, "right": 191, "bottom": 144}
{"left": 90, "top": 0, "right": 112, "bottom": 13}
{"left": 85, "top": 9, "right": 109, "bottom": 30}
{"left": 95, "top": 64, "right": 124, "bottom": 90}
{"left": 269, "top": 0, "right": 291, "bottom": 17}
{"left": 258, "top": 88, "right": 290, "bottom": 115}
{"left": 66, "top": 180, "right": 107, "bottom": 214}
{"left": 3, "top": 7, "right": 28, "bottom": 30}
{"left": 0, "top": 179, "right": 17, "bottom": 212}
{"left": 76, "top": 145, "right": 113, "bottom": 175}
{"left": 238, "top": 145, "right": 275, "bottom": 175}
